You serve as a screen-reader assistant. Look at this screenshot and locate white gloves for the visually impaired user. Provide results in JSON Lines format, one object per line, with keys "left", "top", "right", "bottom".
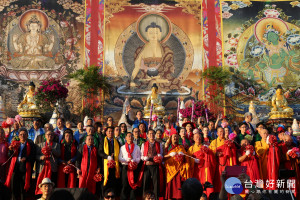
{"left": 245, "top": 150, "right": 251, "bottom": 156}
{"left": 169, "top": 152, "right": 176, "bottom": 157}
{"left": 157, "top": 154, "right": 162, "bottom": 157}
{"left": 266, "top": 136, "right": 270, "bottom": 145}
{"left": 287, "top": 149, "right": 292, "bottom": 155}
{"left": 194, "top": 158, "right": 200, "bottom": 163}
{"left": 107, "top": 156, "right": 113, "bottom": 161}
{"left": 178, "top": 152, "right": 184, "bottom": 156}
{"left": 126, "top": 157, "right": 132, "bottom": 162}
{"left": 142, "top": 156, "right": 149, "bottom": 161}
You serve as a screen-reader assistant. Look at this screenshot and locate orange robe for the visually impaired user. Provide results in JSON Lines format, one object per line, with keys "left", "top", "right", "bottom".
{"left": 165, "top": 144, "right": 192, "bottom": 199}
{"left": 188, "top": 144, "right": 216, "bottom": 197}
{"left": 209, "top": 138, "right": 237, "bottom": 192}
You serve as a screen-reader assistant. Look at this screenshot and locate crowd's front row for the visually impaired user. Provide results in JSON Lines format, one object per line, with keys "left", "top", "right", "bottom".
{"left": 0, "top": 120, "right": 299, "bottom": 200}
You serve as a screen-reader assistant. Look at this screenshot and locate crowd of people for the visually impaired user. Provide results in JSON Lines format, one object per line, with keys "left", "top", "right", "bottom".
{"left": 0, "top": 109, "right": 299, "bottom": 200}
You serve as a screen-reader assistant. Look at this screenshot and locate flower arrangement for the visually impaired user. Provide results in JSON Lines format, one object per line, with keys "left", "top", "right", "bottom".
{"left": 128, "top": 161, "right": 138, "bottom": 171}
{"left": 245, "top": 145, "right": 255, "bottom": 156}
{"left": 41, "top": 146, "right": 52, "bottom": 158}
{"left": 153, "top": 155, "right": 163, "bottom": 163}
{"left": 288, "top": 147, "right": 300, "bottom": 159}
{"left": 229, "top": 133, "right": 237, "bottom": 141}
{"left": 174, "top": 154, "right": 184, "bottom": 162}
{"left": 244, "top": 135, "right": 253, "bottom": 142}
{"left": 107, "top": 159, "right": 116, "bottom": 168}
{"left": 34, "top": 78, "right": 68, "bottom": 112}
{"left": 93, "top": 172, "right": 103, "bottom": 182}
{"left": 152, "top": 114, "right": 158, "bottom": 122}
{"left": 10, "top": 140, "right": 20, "bottom": 152}
{"left": 63, "top": 165, "right": 73, "bottom": 174}
{"left": 268, "top": 135, "right": 278, "bottom": 146}
{"left": 179, "top": 101, "right": 213, "bottom": 121}
{"left": 14, "top": 115, "right": 22, "bottom": 123}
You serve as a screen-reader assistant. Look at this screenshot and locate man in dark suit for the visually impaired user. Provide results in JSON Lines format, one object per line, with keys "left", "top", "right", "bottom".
{"left": 5, "top": 127, "right": 35, "bottom": 200}
{"left": 98, "top": 127, "right": 121, "bottom": 197}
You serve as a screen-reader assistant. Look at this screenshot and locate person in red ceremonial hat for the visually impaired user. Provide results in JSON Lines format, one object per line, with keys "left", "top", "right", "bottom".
{"left": 76, "top": 135, "right": 101, "bottom": 194}
{"left": 57, "top": 129, "right": 78, "bottom": 188}
{"left": 164, "top": 128, "right": 192, "bottom": 200}
{"left": 140, "top": 129, "right": 164, "bottom": 200}
{"left": 209, "top": 127, "right": 237, "bottom": 192}
{"left": 119, "top": 132, "right": 141, "bottom": 200}
{"left": 277, "top": 126, "right": 285, "bottom": 143}
{"left": 188, "top": 132, "right": 216, "bottom": 197}
{"left": 35, "top": 130, "right": 61, "bottom": 195}
{"left": 182, "top": 121, "right": 196, "bottom": 143}
{"left": 5, "top": 127, "right": 35, "bottom": 200}
{"left": 238, "top": 139, "right": 260, "bottom": 183}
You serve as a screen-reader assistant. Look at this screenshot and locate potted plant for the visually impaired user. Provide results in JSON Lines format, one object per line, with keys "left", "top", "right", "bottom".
{"left": 68, "top": 65, "right": 112, "bottom": 118}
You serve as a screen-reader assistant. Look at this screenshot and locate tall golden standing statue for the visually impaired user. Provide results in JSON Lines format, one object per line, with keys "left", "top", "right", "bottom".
{"left": 269, "top": 85, "right": 294, "bottom": 119}
{"left": 18, "top": 81, "right": 40, "bottom": 117}
{"left": 144, "top": 83, "right": 165, "bottom": 118}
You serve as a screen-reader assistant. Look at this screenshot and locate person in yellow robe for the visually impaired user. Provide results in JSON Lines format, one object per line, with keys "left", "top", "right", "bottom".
{"left": 255, "top": 128, "right": 269, "bottom": 181}
{"left": 209, "top": 127, "right": 237, "bottom": 192}
{"left": 164, "top": 130, "right": 192, "bottom": 200}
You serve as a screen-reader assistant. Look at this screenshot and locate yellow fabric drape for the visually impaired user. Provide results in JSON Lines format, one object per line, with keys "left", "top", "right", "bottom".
{"left": 255, "top": 140, "right": 269, "bottom": 181}
{"left": 209, "top": 138, "right": 225, "bottom": 154}
{"left": 165, "top": 145, "right": 192, "bottom": 183}
{"left": 103, "top": 137, "right": 120, "bottom": 186}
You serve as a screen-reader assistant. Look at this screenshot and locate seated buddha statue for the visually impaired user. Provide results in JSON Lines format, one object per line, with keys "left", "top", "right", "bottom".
{"left": 144, "top": 83, "right": 165, "bottom": 118}
{"left": 269, "top": 85, "right": 294, "bottom": 119}
{"left": 18, "top": 81, "right": 40, "bottom": 117}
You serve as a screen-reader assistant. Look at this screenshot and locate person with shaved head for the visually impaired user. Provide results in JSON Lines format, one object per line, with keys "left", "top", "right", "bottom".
{"left": 238, "top": 139, "right": 260, "bottom": 182}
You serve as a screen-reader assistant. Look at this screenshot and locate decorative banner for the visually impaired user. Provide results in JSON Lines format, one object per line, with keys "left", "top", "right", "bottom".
{"left": 0, "top": 0, "right": 85, "bottom": 114}
{"left": 221, "top": 0, "right": 300, "bottom": 118}
{"left": 0, "top": 0, "right": 85, "bottom": 82}
{"left": 103, "top": 0, "right": 203, "bottom": 118}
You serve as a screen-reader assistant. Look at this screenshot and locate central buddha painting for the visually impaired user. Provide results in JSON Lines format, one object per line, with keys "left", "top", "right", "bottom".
{"left": 105, "top": 3, "right": 201, "bottom": 95}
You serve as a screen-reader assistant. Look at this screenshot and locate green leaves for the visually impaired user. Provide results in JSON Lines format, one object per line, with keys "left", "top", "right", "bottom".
{"left": 68, "top": 65, "right": 112, "bottom": 97}
{"left": 201, "top": 66, "right": 232, "bottom": 87}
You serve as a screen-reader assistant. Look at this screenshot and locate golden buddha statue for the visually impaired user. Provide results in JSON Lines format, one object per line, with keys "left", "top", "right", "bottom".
{"left": 269, "top": 85, "right": 294, "bottom": 119}
{"left": 18, "top": 81, "right": 40, "bottom": 117}
{"left": 144, "top": 83, "right": 165, "bottom": 118}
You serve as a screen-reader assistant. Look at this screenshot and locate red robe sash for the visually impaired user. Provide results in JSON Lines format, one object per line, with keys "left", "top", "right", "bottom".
{"left": 138, "top": 141, "right": 164, "bottom": 194}
{"left": 125, "top": 143, "right": 140, "bottom": 189}
{"left": 57, "top": 140, "right": 77, "bottom": 188}
{"left": 5, "top": 141, "right": 31, "bottom": 191}
{"left": 267, "top": 144, "right": 280, "bottom": 190}
{"left": 35, "top": 141, "right": 53, "bottom": 195}
{"left": 79, "top": 145, "right": 98, "bottom": 194}
{"left": 239, "top": 148, "right": 260, "bottom": 183}
{"left": 214, "top": 142, "right": 237, "bottom": 192}
{"left": 192, "top": 147, "right": 216, "bottom": 197}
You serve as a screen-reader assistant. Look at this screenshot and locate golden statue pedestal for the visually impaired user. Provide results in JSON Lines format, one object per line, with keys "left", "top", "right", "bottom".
{"left": 269, "top": 111, "right": 293, "bottom": 119}
{"left": 18, "top": 108, "right": 41, "bottom": 118}
{"left": 143, "top": 109, "right": 165, "bottom": 119}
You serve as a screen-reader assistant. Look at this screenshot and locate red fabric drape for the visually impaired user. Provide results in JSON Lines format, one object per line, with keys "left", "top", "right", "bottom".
{"left": 125, "top": 143, "right": 140, "bottom": 189}
{"left": 267, "top": 145, "right": 280, "bottom": 190}
{"left": 5, "top": 141, "right": 31, "bottom": 191}
{"left": 79, "top": 145, "right": 98, "bottom": 194}
{"left": 90, "top": 0, "right": 99, "bottom": 65}
{"left": 35, "top": 142, "right": 53, "bottom": 195}
{"left": 57, "top": 140, "right": 77, "bottom": 188}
